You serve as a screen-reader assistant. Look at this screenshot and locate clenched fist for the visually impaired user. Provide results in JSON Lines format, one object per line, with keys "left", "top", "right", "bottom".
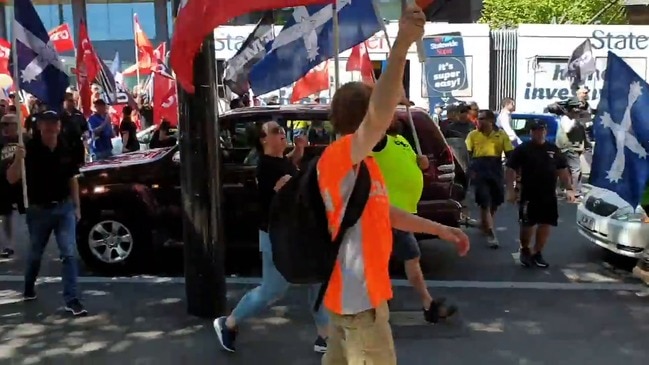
{"left": 397, "top": 4, "right": 426, "bottom": 45}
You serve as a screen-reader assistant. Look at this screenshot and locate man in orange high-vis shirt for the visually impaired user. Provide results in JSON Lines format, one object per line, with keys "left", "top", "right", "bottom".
{"left": 318, "top": 6, "right": 470, "bottom": 365}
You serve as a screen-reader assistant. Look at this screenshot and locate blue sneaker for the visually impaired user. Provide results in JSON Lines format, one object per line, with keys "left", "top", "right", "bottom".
{"left": 213, "top": 316, "right": 236, "bottom": 352}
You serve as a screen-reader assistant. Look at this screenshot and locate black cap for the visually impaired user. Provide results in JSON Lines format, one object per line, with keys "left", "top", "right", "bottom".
{"left": 93, "top": 98, "right": 106, "bottom": 106}
{"left": 530, "top": 119, "right": 547, "bottom": 130}
{"left": 35, "top": 110, "right": 60, "bottom": 122}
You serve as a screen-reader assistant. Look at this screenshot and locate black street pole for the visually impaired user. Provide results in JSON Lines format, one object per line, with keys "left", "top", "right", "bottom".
{"left": 174, "top": 5, "right": 227, "bottom": 317}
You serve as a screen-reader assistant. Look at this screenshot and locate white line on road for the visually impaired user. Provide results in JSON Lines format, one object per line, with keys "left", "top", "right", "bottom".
{"left": 0, "top": 275, "right": 645, "bottom": 291}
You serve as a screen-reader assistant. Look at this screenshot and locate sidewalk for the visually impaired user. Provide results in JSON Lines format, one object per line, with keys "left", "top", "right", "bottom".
{"left": 0, "top": 282, "right": 647, "bottom": 365}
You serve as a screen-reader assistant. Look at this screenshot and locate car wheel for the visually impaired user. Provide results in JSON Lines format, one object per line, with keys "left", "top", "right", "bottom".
{"left": 77, "top": 212, "right": 151, "bottom": 274}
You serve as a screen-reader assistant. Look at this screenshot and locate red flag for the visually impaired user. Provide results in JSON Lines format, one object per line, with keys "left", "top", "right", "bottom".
{"left": 48, "top": 23, "right": 75, "bottom": 53}
{"left": 134, "top": 14, "right": 155, "bottom": 69}
{"left": 171, "top": 0, "right": 334, "bottom": 94}
{"left": 290, "top": 61, "right": 329, "bottom": 103}
{"left": 75, "top": 20, "right": 101, "bottom": 118}
{"left": 0, "top": 38, "right": 10, "bottom": 72}
{"left": 153, "top": 72, "right": 178, "bottom": 126}
{"left": 416, "top": 0, "right": 435, "bottom": 8}
{"left": 0, "top": 38, "right": 12, "bottom": 90}
{"left": 122, "top": 42, "right": 166, "bottom": 77}
{"left": 346, "top": 42, "right": 375, "bottom": 85}
{"left": 153, "top": 42, "right": 166, "bottom": 63}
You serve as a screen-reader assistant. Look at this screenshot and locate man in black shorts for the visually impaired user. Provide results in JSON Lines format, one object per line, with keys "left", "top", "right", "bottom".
{"left": 505, "top": 120, "right": 575, "bottom": 268}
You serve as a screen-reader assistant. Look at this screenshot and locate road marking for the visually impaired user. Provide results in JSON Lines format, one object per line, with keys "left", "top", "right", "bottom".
{"left": 0, "top": 275, "right": 645, "bottom": 291}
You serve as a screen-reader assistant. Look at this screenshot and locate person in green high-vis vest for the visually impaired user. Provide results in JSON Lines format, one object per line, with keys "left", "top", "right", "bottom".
{"left": 373, "top": 121, "right": 459, "bottom": 323}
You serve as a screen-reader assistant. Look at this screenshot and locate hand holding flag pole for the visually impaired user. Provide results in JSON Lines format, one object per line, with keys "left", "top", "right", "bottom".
{"left": 401, "top": 0, "right": 427, "bottom": 63}
{"left": 9, "top": 0, "right": 29, "bottom": 209}
{"left": 371, "top": 0, "right": 422, "bottom": 155}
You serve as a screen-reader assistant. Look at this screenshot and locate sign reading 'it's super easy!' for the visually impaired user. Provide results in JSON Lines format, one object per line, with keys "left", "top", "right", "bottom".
{"left": 422, "top": 32, "right": 471, "bottom": 107}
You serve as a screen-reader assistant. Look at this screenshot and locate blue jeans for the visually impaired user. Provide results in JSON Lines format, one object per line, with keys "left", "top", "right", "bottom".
{"left": 25, "top": 200, "right": 79, "bottom": 305}
{"left": 231, "top": 230, "right": 329, "bottom": 328}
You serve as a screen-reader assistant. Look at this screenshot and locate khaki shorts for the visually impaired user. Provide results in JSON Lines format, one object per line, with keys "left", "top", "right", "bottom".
{"left": 322, "top": 301, "right": 396, "bottom": 365}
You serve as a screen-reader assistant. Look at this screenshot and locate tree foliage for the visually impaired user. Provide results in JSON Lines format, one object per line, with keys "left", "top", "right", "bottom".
{"left": 479, "top": 0, "right": 628, "bottom": 29}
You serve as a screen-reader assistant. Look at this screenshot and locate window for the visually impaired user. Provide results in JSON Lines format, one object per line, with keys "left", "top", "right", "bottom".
{"left": 86, "top": 1, "right": 155, "bottom": 41}
{"left": 4, "top": 1, "right": 74, "bottom": 38}
{"left": 220, "top": 116, "right": 333, "bottom": 166}
{"left": 282, "top": 119, "right": 333, "bottom": 146}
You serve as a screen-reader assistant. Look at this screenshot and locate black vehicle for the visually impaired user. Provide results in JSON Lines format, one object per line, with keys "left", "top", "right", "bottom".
{"left": 76, "top": 105, "right": 464, "bottom": 274}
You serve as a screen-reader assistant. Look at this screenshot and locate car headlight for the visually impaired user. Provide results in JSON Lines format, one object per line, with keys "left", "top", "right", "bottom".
{"left": 611, "top": 206, "right": 648, "bottom": 222}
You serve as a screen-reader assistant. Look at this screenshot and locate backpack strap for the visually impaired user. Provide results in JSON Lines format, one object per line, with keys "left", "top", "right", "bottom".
{"left": 313, "top": 161, "right": 372, "bottom": 312}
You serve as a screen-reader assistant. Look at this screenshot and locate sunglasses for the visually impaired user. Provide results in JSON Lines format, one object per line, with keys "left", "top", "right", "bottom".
{"left": 270, "top": 126, "right": 285, "bottom": 134}
{"left": 262, "top": 126, "right": 285, "bottom": 137}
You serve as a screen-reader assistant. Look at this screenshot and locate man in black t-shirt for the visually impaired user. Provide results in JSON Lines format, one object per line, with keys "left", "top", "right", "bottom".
{"left": 119, "top": 106, "right": 140, "bottom": 153}
{"left": 505, "top": 120, "right": 575, "bottom": 269}
{"left": 60, "top": 93, "right": 89, "bottom": 167}
{"left": 5, "top": 110, "right": 87, "bottom": 316}
{"left": 0, "top": 114, "right": 30, "bottom": 258}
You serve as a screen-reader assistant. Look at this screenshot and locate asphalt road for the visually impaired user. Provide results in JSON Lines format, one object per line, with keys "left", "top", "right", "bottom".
{"left": 0, "top": 195, "right": 640, "bottom": 284}
{"left": 0, "top": 283, "right": 647, "bottom": 365}
{"left": 2, "top": 184, "right": 649, "bottom": 364}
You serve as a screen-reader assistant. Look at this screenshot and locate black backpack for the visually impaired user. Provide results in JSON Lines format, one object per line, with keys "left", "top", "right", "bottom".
{"left": 268, "top": 157, "right": 371, "bottom": 309}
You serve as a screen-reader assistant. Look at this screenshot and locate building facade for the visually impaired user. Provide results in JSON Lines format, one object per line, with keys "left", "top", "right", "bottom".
{"left": 0, "top": 0, "right": 484, "bottom": 65}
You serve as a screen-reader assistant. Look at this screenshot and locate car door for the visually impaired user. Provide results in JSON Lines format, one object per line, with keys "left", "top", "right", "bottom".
{"left": 220, "top": 117, "right": 264, "bottom": 252}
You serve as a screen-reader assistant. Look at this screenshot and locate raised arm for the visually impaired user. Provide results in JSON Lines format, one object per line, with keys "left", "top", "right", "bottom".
{"left": 349, "top": 5, "right": 425, "bottom": 164}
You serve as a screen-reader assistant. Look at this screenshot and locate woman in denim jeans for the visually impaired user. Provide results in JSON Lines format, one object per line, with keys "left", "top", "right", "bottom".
{"left": 214, "top": 121, "right": 328, "bottom": 354}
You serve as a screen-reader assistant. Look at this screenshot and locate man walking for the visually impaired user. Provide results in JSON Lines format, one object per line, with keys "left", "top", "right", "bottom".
{"left": 60, "top": 92, "right": 89, "bottom": 167}
{"left": 465, "top": 110, "right": 513, "bottom": 248}
{"left": 555, "top": 100, "right": 587, "bottom": 199}
{"left": 88, "top": 99, "right": 114, "bottom": 161}
{"left": 496, "top": 97, "right": 521, "bottom": 146}
{"left": 505, "top": 120, "right": 575, "bottom": 268}
{"left": 6, "top": 111, "right": 87, "bottom": 316}
{"left": 318, "top": 6, "right": 469, "bottom": 364}
{"left": 0, "top": 114, "right": 29, "bottom": 258}
{"left": 373, "top": 118, "right": 458, "bottom": 323}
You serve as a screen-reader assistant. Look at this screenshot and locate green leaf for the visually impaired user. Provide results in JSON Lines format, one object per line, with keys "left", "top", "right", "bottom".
{"left": 479, "top": 0, "right": 627, "bottom": 28}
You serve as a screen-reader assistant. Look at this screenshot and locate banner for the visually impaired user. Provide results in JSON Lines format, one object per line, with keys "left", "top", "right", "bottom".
{"left": 422, "top": 32, "right": 471, "bottom": 107}
{"left": 48, "top": 23, "right": 75, "bottom": 53}
{"left": 0, "top": 38, "right": 12, "bottom": 90}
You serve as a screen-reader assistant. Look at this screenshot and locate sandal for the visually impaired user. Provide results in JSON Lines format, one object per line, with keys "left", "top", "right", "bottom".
{"left": 423, "top": 297, "right": 458, "bottom": 324}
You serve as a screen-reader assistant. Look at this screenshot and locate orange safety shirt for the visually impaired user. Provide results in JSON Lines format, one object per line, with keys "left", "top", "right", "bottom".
{"left": 317, "top": 135, "right": 393, "bottom": 315}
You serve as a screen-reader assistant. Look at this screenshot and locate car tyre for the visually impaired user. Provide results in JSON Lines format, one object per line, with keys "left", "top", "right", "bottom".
{"left": 77, "top": 212, "right": 151, "bottom": 274}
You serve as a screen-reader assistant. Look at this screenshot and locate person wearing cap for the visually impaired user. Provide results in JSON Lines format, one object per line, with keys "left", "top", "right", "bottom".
{"left": 5, "top": 110, "right": 87, "bottom": 316}
{"left": 88, "top": 99, "right": 114, "bottom": 160}
{"left": 0, "top": 114, "right": 30, "bottom": 258}
{"left": 555, "top": 99, "right": 588, "bottom": 199}
{"left": 465, "top": 110, "right": 514, "bottom": 248}
{"left": 431, "top": 103, "right": 443, "bottom": 124}
{"left": 505, "top": 119, "right": 575, "bottom": 268}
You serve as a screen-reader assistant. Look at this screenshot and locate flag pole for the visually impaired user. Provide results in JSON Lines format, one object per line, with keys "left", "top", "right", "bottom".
{"left": 9, "top": 1, "right": 29, "bottom": 209}
{"left": 372, "top": 0, "right": 422, "bottom": 154}
{"left": 332, "top": 0, "right": 340, "bottom": 90}
{"left": 132, "top": 11, "right": 141, "bottom": 88}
